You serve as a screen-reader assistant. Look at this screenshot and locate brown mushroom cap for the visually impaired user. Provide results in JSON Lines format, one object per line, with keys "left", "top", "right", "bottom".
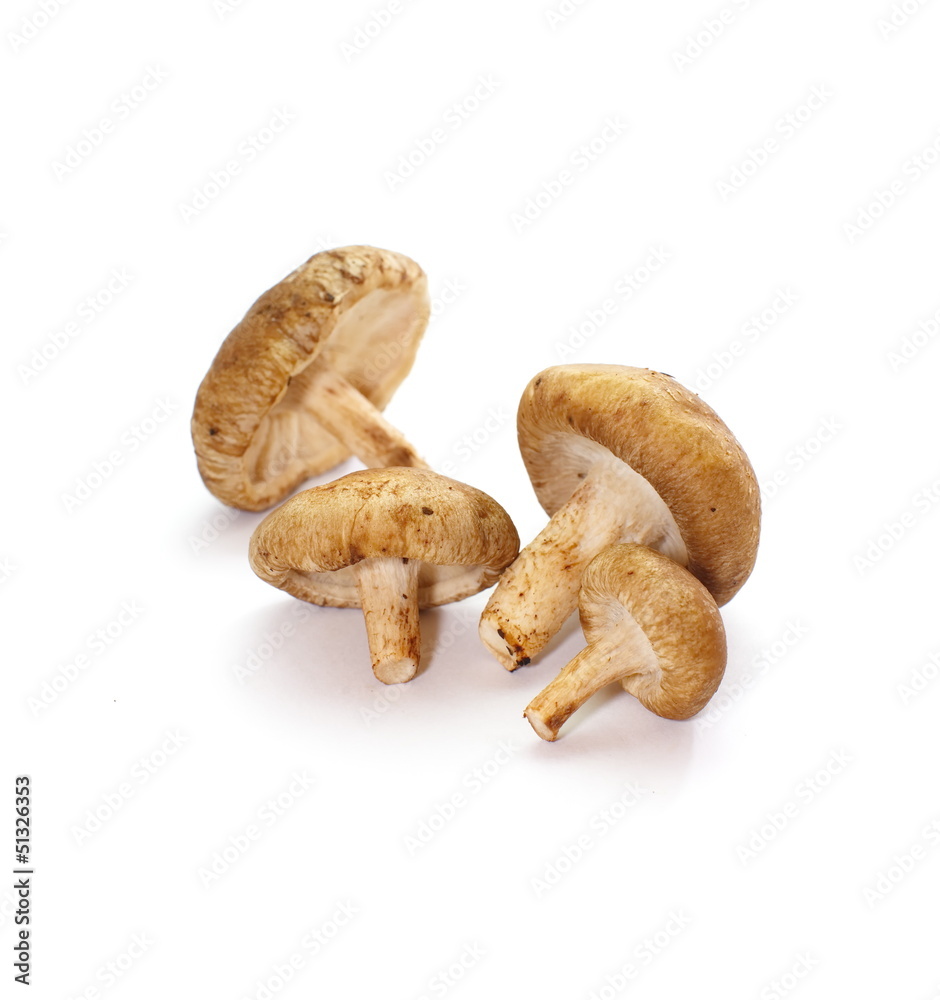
{"left": 580, "top": 544, "right": 727, "bottom": 720}
{"left": 192, "top": 246, "right": 429, "bottom": 511}
{"left": 523, "top": 543, "right": 727, "bottom": 740}
{"left": 249, "top": 467, "right": 520, "bottom": 608}
{"left": 518, "top": 364, "right": 760, "bottom": 605}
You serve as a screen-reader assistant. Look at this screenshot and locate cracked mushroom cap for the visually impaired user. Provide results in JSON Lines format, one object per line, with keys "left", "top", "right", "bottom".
{"left": 518, "top": 364, "right": 760, "bottom": 606}
{"left": 192, "top": 245, "right": 429, "bottom": 511}
{"left": 248, "top": 468, "right": 520, "bottom": 608}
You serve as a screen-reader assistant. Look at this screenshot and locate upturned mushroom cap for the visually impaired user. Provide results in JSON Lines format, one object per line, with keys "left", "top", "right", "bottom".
{"left": 518, "top": 364, "right": 759, "bottom": 605}
{"left": 248, "top": 468, "right": 519, "bottom": 609}
{"left": 192, "top": 246, "right": 429, "bottom": 511}
{"left": 524, "top": 544, "right": 727, "bottom": 740}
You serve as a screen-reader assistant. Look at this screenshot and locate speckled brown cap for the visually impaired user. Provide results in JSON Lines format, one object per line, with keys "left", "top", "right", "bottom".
{"left": 249, "top": 467, "right": 519, "bottom": 684}
{"left": 249, "top": 467, "right": 519, "bottom": 609}
{"left": 192, "top": 246, "right": 430, "bottom": 511}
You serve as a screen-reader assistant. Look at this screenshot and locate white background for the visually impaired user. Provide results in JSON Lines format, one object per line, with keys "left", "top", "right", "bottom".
{"left": 3, "top": 0, "right": 940, "bottom": 997}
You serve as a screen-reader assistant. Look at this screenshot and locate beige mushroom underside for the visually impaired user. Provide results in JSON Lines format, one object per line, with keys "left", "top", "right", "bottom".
{"left": 192, "top": 246, "right": 430, "bottom": 511}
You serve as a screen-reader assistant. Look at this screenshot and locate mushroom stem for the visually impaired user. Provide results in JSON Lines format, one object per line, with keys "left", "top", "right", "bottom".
{"left": 479, "top": 462, "right": 631, "bottom": 670}
{"left": 302, "top": 364, "right": 430, "bottom": 470}
{"left": 355, "top": 557, "right": 422, "bottom": 684}
{"left": 523, "top": 634, "right": 630, "bottom": 741}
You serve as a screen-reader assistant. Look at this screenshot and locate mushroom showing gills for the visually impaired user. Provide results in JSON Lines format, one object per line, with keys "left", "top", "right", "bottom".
{"left": 192, "top": 245, "right": 431, "bottom": 511}
{"left": 524, "top": 544, "right": 727, "bottom": 741}
{"left": 248, "top": 468, "right": 519, "bottom": 684}
{"left": 480, "top": 365, "right": 759, "bottom": 670}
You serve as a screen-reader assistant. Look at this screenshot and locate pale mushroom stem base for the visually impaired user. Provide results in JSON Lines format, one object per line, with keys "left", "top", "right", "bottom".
{"left": 303, "top": 364, "right": 430, "bottom": 470}
{"left": 524, "top": 633, "right": 642, "bottom": 741}
{"left": 479, "top": 464, "right": 632, "bottom": 671}
{"left": 355, "top": 557, "right": 422, "bottom": 684}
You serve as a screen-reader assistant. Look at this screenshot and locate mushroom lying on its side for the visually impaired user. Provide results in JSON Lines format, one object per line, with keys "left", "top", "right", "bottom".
{"left": 480, "top": 364, "right": 759, "bottom": 670}
{"left": 249, "top": 468, "right": 519, "bottom": 683}
{"left": 193, "top": 245, "right": 431, "bottom": 511}
{"left": 524, "top": 544, "right": 727, "bottom": 741}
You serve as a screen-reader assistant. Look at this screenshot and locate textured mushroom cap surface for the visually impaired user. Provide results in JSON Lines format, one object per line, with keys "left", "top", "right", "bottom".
{"left": 249, "top": 468, "right": 520, "bottom": 608}
{"left": 580, "top": 543, "right": 726, "bottom": 720}
{"left": 192, "top": 245, "right": 429, "bottom": 510}
{"left": 518, "top": 364, "right": 760, "bottom": 605}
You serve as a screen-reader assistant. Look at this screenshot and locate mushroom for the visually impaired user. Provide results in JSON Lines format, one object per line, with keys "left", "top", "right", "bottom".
{"left": 248, "top": 467, "right": 519, "bottom": 684}
{"left": 480, "top": 364, "right": 759, "bottom": 670}
{"left": 192, "top": 245, "right": 431, "bottom": 511}
{"left": 524, "top": 543, "right": 727, "bottom": 741}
